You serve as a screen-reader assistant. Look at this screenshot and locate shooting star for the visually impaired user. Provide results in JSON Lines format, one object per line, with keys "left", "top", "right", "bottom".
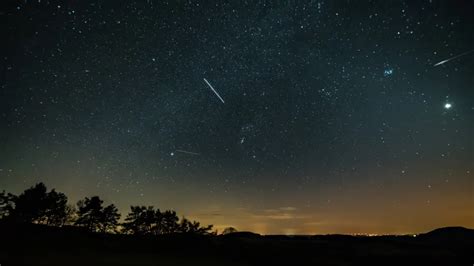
{"left": 203, "top": 78, "right": 225, "bottom": 104}
{"left": 175, "top": 149, "right": 200, "bottom": 156}
{"left": 433, "top": 49, "right": 474, "bottom": 67}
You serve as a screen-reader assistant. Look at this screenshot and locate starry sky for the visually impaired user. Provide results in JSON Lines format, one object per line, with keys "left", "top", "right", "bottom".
{"left": 1, "top": 0, "right": 473, "bottom": 235}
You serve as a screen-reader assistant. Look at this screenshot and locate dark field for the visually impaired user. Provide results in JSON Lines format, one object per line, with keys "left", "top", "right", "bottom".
{"left": 0, "top": 223, "right": 473, "bottom": 266}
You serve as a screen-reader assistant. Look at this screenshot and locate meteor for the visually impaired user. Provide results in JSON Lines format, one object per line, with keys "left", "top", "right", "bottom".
{"left": 175, "top": 149, "right": 200, "bottom": 156}
{"left": 203, "top": 78, "right": 225, "bottom": 104}
{"left": 433, "top": 49, "right": 473, "bottom": 67}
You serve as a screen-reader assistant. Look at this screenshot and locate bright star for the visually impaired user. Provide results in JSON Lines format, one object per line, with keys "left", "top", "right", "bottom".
{"left": 444, "top": 103, "right": 452, "bottom": 109}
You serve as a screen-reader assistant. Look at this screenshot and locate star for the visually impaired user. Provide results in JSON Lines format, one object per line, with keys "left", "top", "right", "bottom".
{"left": 444, "top": 103, "right": 452, "bottom": 109}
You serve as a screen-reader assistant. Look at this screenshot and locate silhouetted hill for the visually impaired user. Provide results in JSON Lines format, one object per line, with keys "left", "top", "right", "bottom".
{"left": 0, "top": 222, "right": 473, "bottom": 266}
{"left": 221, "top": 231, "right": 261, "bottom": 238}
{"left": 420, "top": 226, "right": 474, "bottom": 238}
{"left": 418, "top": 226, "right": 474, "bottom": 244}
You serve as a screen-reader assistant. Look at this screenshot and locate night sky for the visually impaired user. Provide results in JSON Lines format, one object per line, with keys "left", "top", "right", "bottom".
{"left": 1, "top": 0, "right": 473, "bottom": 235}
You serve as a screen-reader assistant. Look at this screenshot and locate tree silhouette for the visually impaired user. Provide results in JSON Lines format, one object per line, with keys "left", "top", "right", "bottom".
{"left": 2, "top": 183, "right": 214, "bottom": 236}
{"left": 6, "top": 183, "right": 70, "bottom": 226}
{"left": 122, "top": 206, "right": 158, "bottom": 235}
{"left": 122, "top": 206, "right": 213, "bottom": 235}
{"left": 75, "top": 196, "right": 102, "bottom": 231}
{"left": 75, "top": 196, "right": 120, "bottom": 233}
{"left": 11, "top": 183, "right": 48, "bottom": 223}
{"left": 42, "top": 189, "right": 70, "bottom": 226}
{"left": 64, "top": 204, "right": 78, "bottom": 225}
{"left": 99, "top": 204, "right": 121, "bottom": 233}
{"left": 222, "top": 227, "right": 238, "bottom": 235}
{"left": 161, "top": 210, "right": 179, "bottom": 234}
{"left": 179, "top": 217, "right": 214, "bottom": 234}
{"left": 122, "top": 206, "right": 169, "bottom": 235}
{"left": 122, "top": 206, "right": 144, "bottom": 234}
{"left": 0, "top": 190, "right": 15, "bottom": 219}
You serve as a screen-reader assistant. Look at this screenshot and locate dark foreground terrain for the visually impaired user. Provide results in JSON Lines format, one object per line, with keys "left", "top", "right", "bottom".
{"left": 0, "top": 223, "right": 473, "bottom": 266}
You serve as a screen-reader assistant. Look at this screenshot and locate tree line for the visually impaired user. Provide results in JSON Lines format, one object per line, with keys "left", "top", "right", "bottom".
{"left": 0, "top": 183, "right": 216, "bottom": 235}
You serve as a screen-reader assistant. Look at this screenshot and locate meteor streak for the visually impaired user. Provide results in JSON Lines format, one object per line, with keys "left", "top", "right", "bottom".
{"left": 203, "top": 78, "right": 225, "bottom": 104}
{"left": 433, "top": 49, "right": 474, "bottom": 67}
{"left": 175, "top": 149, "right": 200, "bottom": 156}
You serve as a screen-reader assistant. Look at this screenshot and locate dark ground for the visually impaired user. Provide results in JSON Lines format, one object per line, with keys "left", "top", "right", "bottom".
{"left": 0, "top": 223, "right": 473, "bottom": 266}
